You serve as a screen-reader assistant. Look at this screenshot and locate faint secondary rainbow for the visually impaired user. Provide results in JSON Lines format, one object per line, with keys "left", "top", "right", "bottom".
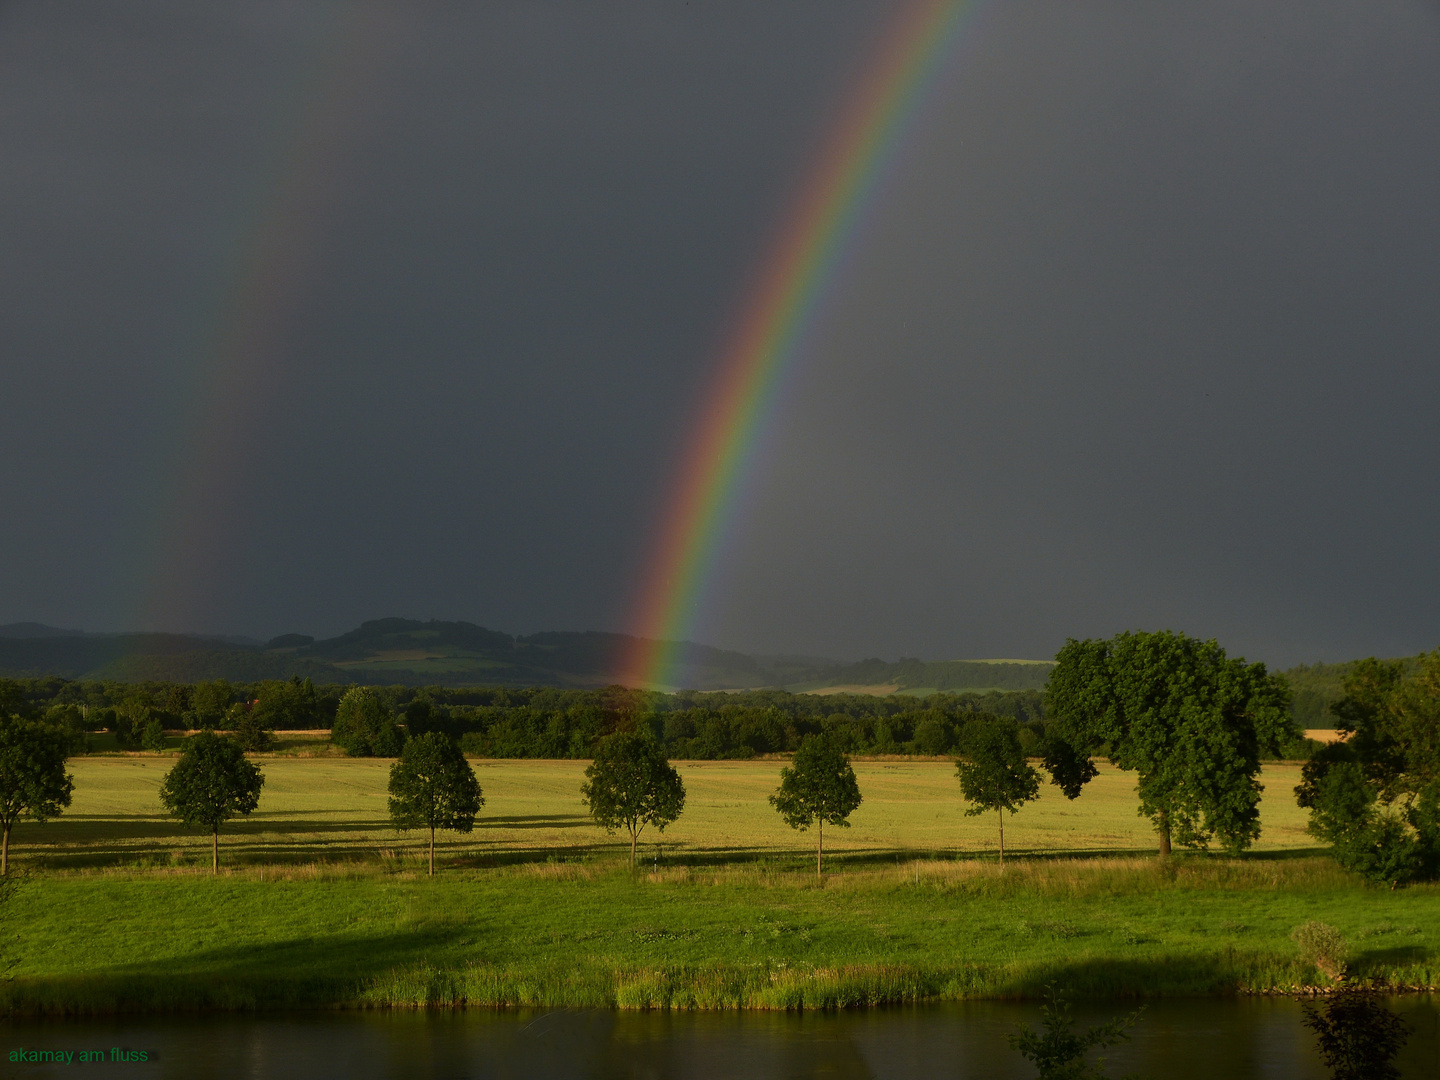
{"left": 625, "top": 0, "right": 979, "bottom": 688}
{"left": 134, "top": 4, "right": 392, "bottom": 632}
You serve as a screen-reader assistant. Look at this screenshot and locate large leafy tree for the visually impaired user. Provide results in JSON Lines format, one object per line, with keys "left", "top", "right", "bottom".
{"left": 581, "top": 732, "right": 685, "bottom": 869}
{"left": 770, "top": 734, "right": 862, "bottom": 877}
{"left": 1045, "top": 630, "right": 1293, "bottom": 855}
{"left": 1295, "top": 652, "right": 1440, "bottom": 886}
{"left": 188, "top": 680, "right": 234, "bottom": 730}
{"left": 388, "top": 732, "right": 485, "bottom": 875}
{"left": 251, "top": 677, "right": 319, "bottom": 732}
{"left": 158, "top": 731, "right": 264, "bottom": 873}
{"left": 331, "top": 687, "right": 406, "bottom": 757}
{"left": 956, "top": 717, "right": 1040, "bottom": 866}
{"left": 0, "top": 714, "right": 74, "bottom": 875}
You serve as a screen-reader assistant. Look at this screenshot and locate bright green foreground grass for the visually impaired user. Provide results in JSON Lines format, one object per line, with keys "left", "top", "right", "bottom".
{"left": 3, "top": 757, "right": 1433, "bottom": 1013}
{"left": 3, "top": 858, "right": 1436, "bottom": 1014}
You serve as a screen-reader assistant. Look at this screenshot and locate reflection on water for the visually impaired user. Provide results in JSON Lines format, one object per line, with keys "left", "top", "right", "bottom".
{"left": 2, "top": 998, "right": 1436, "bottom": 1079}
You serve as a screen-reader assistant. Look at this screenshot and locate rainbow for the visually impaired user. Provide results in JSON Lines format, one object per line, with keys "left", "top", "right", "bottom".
{"left": 136, "top": 6, "right": 391, "bottom": 632}
{"left": 625, "top": 0, "right": 979, "bottom": 688}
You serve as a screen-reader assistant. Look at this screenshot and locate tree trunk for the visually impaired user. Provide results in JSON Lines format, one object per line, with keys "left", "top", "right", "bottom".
{"left": 2, "top": 820, "right": 9, "bottom": 876}
{"left": 816, "top": 818, "right": 824, "bottom": 879}
{"left": 1157, "top": 812, "right": 1172, "bottom": 858}
{"left": 630, "top": 826, "right": 638, "bottom": 871}
{"left": 212, "top": 829, "right": 219, "bottom": 875}
{"left": 429, "top": 826, "right": 436, "bottom": 877}
{"left": 998, "top": 807, "right": 1005, "bottom": 868}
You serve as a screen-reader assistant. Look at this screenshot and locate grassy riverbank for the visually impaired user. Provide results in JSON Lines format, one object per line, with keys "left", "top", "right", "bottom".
{"left": 3, "top": 857, "right": 1436, "bottom": 1014}
{"left": 2, "top": 757, "right": 1433, "bottom": 1014}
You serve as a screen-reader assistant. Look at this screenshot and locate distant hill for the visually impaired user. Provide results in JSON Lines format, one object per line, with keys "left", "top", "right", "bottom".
{"left": 0, "top": 622, "right": 86, "bottom": 639}
{"left": 9, "top": 618, "right": 1420, "bottom": 709}
{"left": 0, "top": 617, "right": 1056, "bottom": 692}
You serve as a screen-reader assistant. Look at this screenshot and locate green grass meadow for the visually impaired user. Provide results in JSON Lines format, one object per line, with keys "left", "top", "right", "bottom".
{"left": 2, "top": 754, "right": 1435, "bottom": 1013}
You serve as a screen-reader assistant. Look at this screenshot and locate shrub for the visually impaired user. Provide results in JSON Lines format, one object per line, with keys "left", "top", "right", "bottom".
{"left": 1295, "top": 653, "right": 1440, "bottom": 886}
{"left": 1301, "top": 982, "right": 1410, "bottom": 1080}
{"left": 1292, "top": 921, "right": 1349, "bottom": 981}
{"left": 1009, "top": 984, "right": 1143, "bottom": 1079}
{"left": 1300, "top": 752, "right": 1437, "bottom": 887}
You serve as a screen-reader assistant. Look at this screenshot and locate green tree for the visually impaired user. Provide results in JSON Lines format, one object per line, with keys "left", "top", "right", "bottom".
{"left": 0, "top": 715, "right": 74, "bottom": 875}
{"left": 163, "top": 683, "right": 192, "bottom": 719}
{"left": 0, "top": 681, "right": 32, "bottom": 721}
{"left": 331, "top": 687, "right": 406, "bottom": 757}
{"left": 581, "top": 732, "right": 685, "bottom": 869}
{"left": 158, "top": 732, "right": 264, "bottom": 873}
{"left": 226, "top": 702, "right": 275, "bottom": 753}
{"left": 1296, "top": 652, "right": 1440, "bottom": 885}
{"left": 1045, "top": 630, "right": 1294, "bottom": 855}
{"left": 770, "top": 734, "right": 862, "bottom": 877}
{"left": 140, "top": 716, "right": 167, "bottom": 751}
{"left": 188, "top": 680, "right": 234, "bottom": 730}
{"left": 113, "top": 695, "right": 153, "bottom": 749}
{"left": 251, "top": 677, "right": 318, "bottom": 731}
{"left": 44, "top": 704, "right": 91, "bottom": 754}
{"left": 912, "top": 710, "right": 954, "bottom": 755}
{"left": 956, "top": 717, "right": 1040, "bottom": 866}
{"left": 387, "top": 732, "right": 484, "bottom": 876}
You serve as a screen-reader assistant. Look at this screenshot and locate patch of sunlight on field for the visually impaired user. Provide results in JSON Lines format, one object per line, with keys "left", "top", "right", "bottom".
{"left": 20, "top": 756, "right": 1320, "bottom": 872}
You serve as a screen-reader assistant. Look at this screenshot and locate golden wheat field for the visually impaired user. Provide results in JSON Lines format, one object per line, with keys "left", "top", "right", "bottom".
{"left": 19, "top": 754, "right": 1316, "bottom": 871}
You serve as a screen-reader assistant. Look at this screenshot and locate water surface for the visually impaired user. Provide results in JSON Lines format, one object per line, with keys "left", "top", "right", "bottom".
{"left": 4, "top": 997, "right": 1436, "bottom": 1079}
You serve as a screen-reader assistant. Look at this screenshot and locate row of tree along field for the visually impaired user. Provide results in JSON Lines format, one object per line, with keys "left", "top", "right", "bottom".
{"left": 3, "top": 671, "right": 1327, "bottom": 762}
{"left": 2, "top": 631, "right": 1436, "bottom": 887}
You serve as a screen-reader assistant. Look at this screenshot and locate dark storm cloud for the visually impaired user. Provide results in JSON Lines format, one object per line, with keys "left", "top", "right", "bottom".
{"left": 2, "top": 1, "right": 1437, "bottom": 668}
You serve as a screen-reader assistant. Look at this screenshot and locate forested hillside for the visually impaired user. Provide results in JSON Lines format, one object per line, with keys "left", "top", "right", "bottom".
{"left": 0, "top": 619, "right": 1053, "bottom": 693}
{"left": 1280, "top": 654, "right": 1428, "bottom": 726}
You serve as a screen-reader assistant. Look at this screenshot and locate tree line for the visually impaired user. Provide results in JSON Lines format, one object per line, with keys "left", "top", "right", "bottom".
{"left": 0, "top": 676, "right": 1056, "bottom": 758}
{"left": 4, "top": 667, "right": 1328, "bottom": 763}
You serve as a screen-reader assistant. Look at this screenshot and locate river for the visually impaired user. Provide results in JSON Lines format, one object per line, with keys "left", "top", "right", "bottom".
{"left": 3, "top": 997, "right": 1436, "bottom": 1078}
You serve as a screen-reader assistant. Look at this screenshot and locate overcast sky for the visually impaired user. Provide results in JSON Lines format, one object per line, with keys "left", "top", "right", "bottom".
{"left": 2, "top": 1, "right": 1438, "bottom": 668}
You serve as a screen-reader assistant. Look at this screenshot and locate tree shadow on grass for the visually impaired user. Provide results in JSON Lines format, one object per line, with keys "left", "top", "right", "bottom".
{"left": 33, "top": 813, "right": 593, "bottom": 847}
{"left": 999, "top": 954, "right": 1279, "bottom": 998}
{"left": 1236, "top": 846, "right": 1333, "bottom": 861}
{"left": 475, "top": 814, "right": 591, "bottom": 830}
{"left": 993, "top": 947, "right": 1434, "bottom": 1000}
{"left": 2, "top": 927, "right": 478, "bottom": 1013}
{"left": 1353, "top": 944, "right": 1432, "bottom": 972}
{"left": 458, "top": 843, "right": 610, "bottom": 869}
